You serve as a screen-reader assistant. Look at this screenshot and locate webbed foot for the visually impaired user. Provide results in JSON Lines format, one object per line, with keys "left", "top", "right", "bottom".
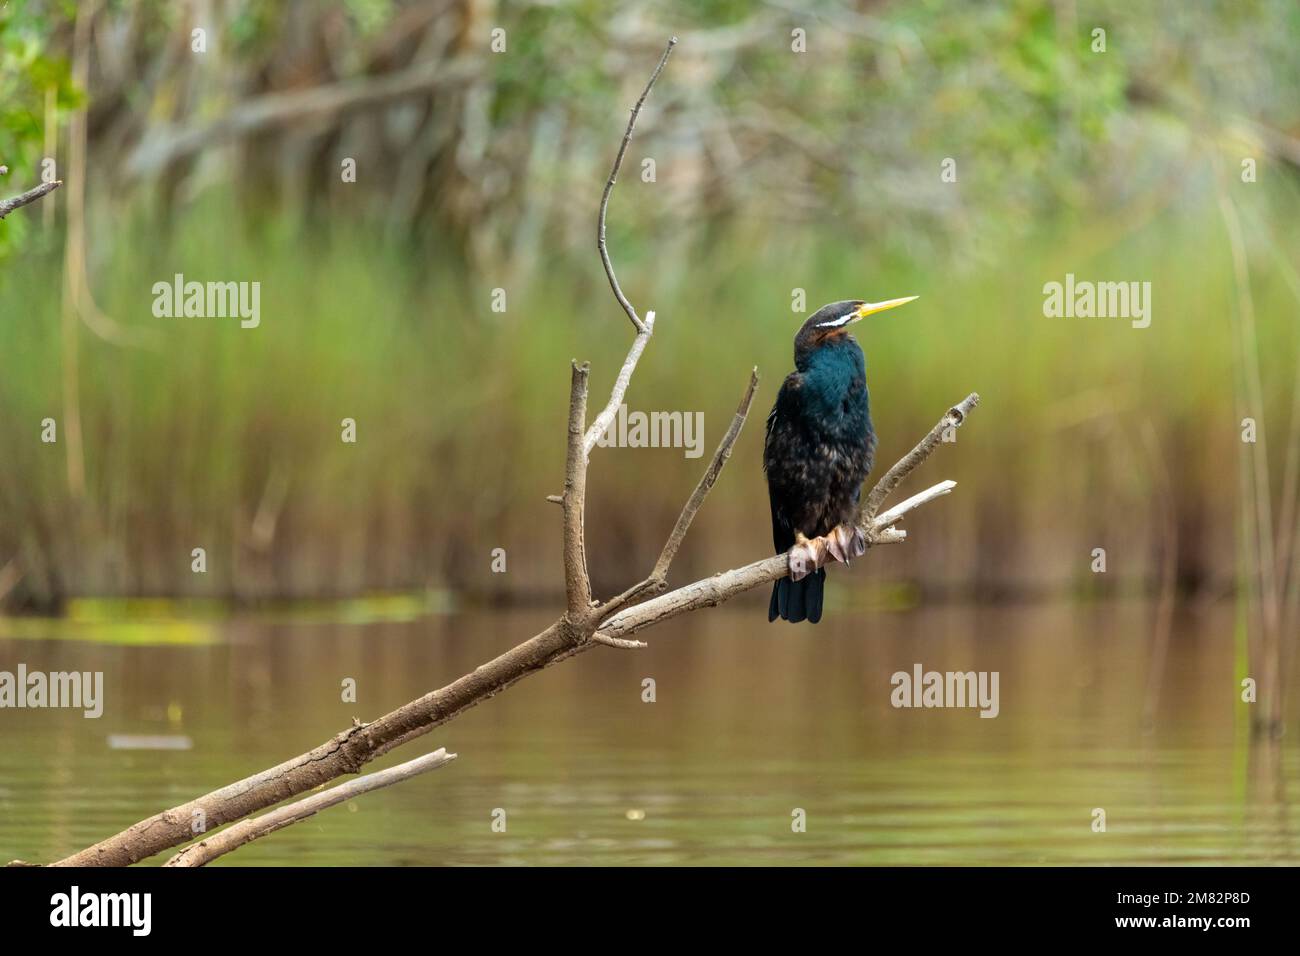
{"left": 825, "top": 523, "right": 868, "bottom": 564}
{"left": 788, "top": 532, "right": 828, "bottom": 581}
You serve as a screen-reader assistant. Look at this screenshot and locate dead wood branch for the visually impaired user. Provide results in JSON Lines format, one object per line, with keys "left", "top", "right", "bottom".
{"left": 126, "top": 58, "right": 481, "bottom": 178}
{"left": 585, "top": 311, "right": 656, "bottom": 459}
{"left": 46, "top": 383, "right": 971, "bottom": 867}
{"left": 40, "top": 38, "right": 977, "bottom": 869}
{"left": 599, "top": 367, "right": 761, "bottom": 621}
{"left": 596, "top": 393, "right": 980, "bottom": 642}
{"left": 862, "top": 395, "right": 978, "bottom": 522}
{"left": 564, "top": 361, "right": 594, "bottom": 615}
{"left": 163, "top": 748, "right": 456, "bottom": 867}
{"left": 598, "top": 37, "right": 676, "bottom": 333}
{"left": 0, "top": 180, "right": 62, "bottom": 219}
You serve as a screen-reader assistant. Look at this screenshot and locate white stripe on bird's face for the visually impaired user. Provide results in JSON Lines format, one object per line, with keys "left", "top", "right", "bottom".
{"left": 817, "top": 295, "right": 919, "bottom": 328}
{"left": 814, "top": 310, "right": 858, "bottom": 328}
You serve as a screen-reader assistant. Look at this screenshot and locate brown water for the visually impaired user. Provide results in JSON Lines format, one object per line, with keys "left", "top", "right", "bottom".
{"left": 0, "top": 600, "right": 1296, "bottom": 866}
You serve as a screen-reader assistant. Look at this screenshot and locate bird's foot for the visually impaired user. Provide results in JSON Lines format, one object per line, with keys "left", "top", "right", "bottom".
{"left": 789, "top": 525, "right": 868, "bottom": 579}
{"left": 788, "top": 532, "right": 827, "bottom": 581}
{"left": 824, "top": 523, "right": 868, "bottom": 565}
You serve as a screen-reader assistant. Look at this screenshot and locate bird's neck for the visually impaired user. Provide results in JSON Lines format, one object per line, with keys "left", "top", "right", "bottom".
{"left": 796, "top": 334, "right": 864, "bottom": 374}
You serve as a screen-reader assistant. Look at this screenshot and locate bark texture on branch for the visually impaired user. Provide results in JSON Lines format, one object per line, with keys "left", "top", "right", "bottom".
{"left": 598, "top": 367, "right": 761, "bottom": 620}
{"left": 34, "top": 38, "right": 979, "bottom": 869}
{"left": 585, "top": 311, "right": 655, "bottom": 459}
{"left": 563, "top": 361, "right": 594, "bottom": 615}
{"left": 52, "top": 623, "right": 574, "bottom": 865}
{"left": 598, "top": 393, "right": 980, "bottom": 641}
{"left": 163, "top": 748, "right": 456, "bottom": 867}
{"left": 0, "top": 180, "right": 62, "bottom": 219}
{"left": 862, "top": 395, "right": 978, "bottom": 521}
{"left": 47, "top": 386, "right": 974, "bottom": 867}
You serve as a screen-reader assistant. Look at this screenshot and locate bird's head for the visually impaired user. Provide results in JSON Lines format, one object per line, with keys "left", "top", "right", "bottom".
{"left": 794, "top": 296, "right": 918, "bottom": 363}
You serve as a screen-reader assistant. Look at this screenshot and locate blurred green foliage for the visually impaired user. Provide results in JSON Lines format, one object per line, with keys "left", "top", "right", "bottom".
{"left": 3, "top": 176, "right": 1299, "bottom": 605}
{"left": 1, "top": 1, "right": 1299, "bottom": 604}
{"left": 0, "top": 0, "right": 78, "bottom": 257}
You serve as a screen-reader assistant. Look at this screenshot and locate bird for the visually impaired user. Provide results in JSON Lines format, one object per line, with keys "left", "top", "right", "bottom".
{"left": 763, "top": 296, "right": 917, "bottom": 623}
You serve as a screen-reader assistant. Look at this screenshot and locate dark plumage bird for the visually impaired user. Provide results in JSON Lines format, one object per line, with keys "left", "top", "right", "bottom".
{"left": 764, "top": 296, "right": 917, "bottom": 623}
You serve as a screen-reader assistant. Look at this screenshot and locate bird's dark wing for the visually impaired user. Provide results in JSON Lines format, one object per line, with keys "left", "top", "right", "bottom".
{"left": 765, "top": 373, "right": 829, "bottom": 624}
{"left": 764, "top": 372, "right": 804, "bottom": 554}
{"left": 763, "top": 371, "right": 803, "bottom": 459}
{"left": 763, "top": 402, "right": 780, "bottom": 465}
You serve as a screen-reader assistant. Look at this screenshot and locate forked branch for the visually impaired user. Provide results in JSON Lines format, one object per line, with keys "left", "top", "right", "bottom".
{"left": 862, "top": 394, "right": 979, "bottom": 522}
{"left": 37, "top": 38, "right": 979, "bottom": 869}
{"left": 595, "top": 392, "right": 980, "bottom": 643}
{"left": 163, "top": 748, "right": 457, "bottom": 867}
{"left": 599, "top": 367, "right": 761, "bottom": 621}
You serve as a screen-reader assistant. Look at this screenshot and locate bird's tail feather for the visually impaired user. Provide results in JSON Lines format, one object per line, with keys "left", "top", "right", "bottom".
{"left": 768, "top": 568, "right": 825, "bottom": 624}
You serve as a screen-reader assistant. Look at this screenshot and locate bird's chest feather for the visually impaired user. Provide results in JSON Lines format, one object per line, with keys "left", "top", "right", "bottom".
{"left": 766, "top": 343, "right": 876, "bottom": 531}
{"left": 797, "top": 343, "right": 873, "bottom": 460}
{"left": 802, "top": 360, "right": 869, "bottom": 440}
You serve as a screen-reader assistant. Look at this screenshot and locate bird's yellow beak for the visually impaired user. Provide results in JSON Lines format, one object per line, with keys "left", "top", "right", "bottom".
{"left": 852, "top": 296, "right": 918, "bottom": 322}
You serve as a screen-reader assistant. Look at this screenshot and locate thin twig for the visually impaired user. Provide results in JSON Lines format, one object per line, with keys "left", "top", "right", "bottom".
{"left": 163, "top": 748, "right": 457, "bottom": 867}
{"left": 43, "top": 35, "right": 978, "bottom": 867}
{"left": 862, "top": 393, "right": 980, "bottom": 523}
{"left": 44, "top": 391, "right": 975, "bottom": 868}
{"left": 598, "top": 394, "right": 980, "bottom": 643}
{"left": 655, "top": 367, "right": 761, "bottom": 574}
{"left": 598, "top": 37, "right": 676, "bottom": 334}
{"left": 872, "top": 480, "right": 956, "bottom": 530}
{"left": 600, "top": 367, "right": 760, "bottom": 621}
{"left": 570, "top": 38, "right": 676, "bottom": 501}
{"left": 592, "top": 634, "right": 647, "bottom": 649}
{"left": 584, "top": 311, "right": 656, "bottom": 457}
{"left": 0, "top": 180, "right": 62, "bottom": 219}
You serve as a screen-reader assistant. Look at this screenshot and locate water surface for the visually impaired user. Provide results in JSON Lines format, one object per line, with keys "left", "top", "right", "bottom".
{"left": 1, "top": 600, "right": 1295, "bottom": 865}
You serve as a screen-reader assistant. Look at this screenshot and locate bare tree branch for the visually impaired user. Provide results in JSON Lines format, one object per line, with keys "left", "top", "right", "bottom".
{"left": 598, "top": 37, "right": 676, "bottom": 333}
{"left": 35, "top": 39, "right": 979, "bottom": 869}
{"left": 592, "top": 633, "right": 647, "bottom": 649}
{"left": 584, "top": 311, "right": 656, "bottom": 458}
{"left": 126, "top": 59, "right": 482, "bottom": 177}
{"left": 0, "top": 180, "right": 62, "bottom": 220}
{"left": 163, "top": 748, "right": 457, "bottom": 867}
{"left": 49, "top": 622, "right": 575, "bottom": 866}
{"left": 43, "top": 387, "right": 973, "bottom": 868}
{"left": 655, "top": 367, "right": 762, "bottom": 574}
{"left": 597, "top": 394, "right": 980, "bottom": 642}
{"left": 862, "top": 394, "right": 980, "bottom": 522}
{"left": 873, "top": 480, "right": 956, "bottom": 530}
{"left": 599, "top": 366, "right": 760, "bottom": 620}
{"left": 564, "top": 361, "right": 594, "bottom": 615}
{"left": 576, "top": 37, "right": 676, "bottom": 486}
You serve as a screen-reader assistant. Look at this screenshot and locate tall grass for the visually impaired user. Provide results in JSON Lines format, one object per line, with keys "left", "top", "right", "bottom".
{"left": 1, "top": 179, "right": 1299, "bottom": 619}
